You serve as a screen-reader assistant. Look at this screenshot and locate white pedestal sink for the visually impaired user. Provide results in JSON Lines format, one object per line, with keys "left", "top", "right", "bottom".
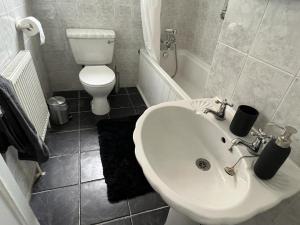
{"left": 133, "top": 98, "right": 300, "bottom": 225}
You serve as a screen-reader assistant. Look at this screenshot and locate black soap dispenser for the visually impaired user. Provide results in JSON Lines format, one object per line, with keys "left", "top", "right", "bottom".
{"left": 254, "top": 126, "right": 298, "bottom": 180}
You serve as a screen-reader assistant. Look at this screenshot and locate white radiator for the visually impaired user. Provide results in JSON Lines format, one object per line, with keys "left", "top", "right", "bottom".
{"left": 2, "top": 51, "right": 49, "bottom": 140}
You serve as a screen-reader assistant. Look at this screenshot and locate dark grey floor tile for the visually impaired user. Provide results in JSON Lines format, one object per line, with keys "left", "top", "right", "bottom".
{"left": 31, "top": 185, "right": 79, "bottom": 225}
{"left": 109, "top": 95, "right": 132, "bottom": 108}
{"left": 129, "top": 192, "right": 167, "bottom": 214}
{"left": 32, "top": 154, "right": 79, "bottom": 192}
{"left": 49, "top": 113, "right": 79, "bottom": 133}
{"left": 79, "top": 98, "right": 91, "bottom": 112}
{"left": 45, "top": 131, "right": 79, "bottom": 157}
{"left": 67, "top": 99, "right": 79, "bottom": 113}
{"left": 110, "top": 88, "right": 127, "bottom": 96}
{"left": 54, "top": 91, "right": 79, "bottom": 99}
{"left": 126, "top": 87, "right": 139, "bottom": 94}
{"left": 109, "top": 108, "right": 136, "bottom": 119}
{"left": 80, "top": 128, "right": 100, "bottom": 152}
{"left": 129, "top": 94, "right": 146, "bottom": 107}
{"left": 80, "top": 90, "right": 92, "bottom": 99}
{"left": 80, "top": 112, "right": 109, "bottom": 129}
{"left": 134, "top": 106, "right": 147, "bottom": 115}
{"left": 99, "top": 218, "right": 132, "bottom": 225}
{"left": 81, "top": 151, "right": 104, "bottom": 183}
{"left": 131, "top": 208, "right": 169, "bottom": 225}
{"left": 81, "top": 180, "right": 130, "bottom": 225}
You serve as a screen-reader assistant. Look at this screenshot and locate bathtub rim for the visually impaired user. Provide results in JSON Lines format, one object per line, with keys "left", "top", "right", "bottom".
{"left": 138, "top": 49, "right": 191, "bottom": 105}
{"left": 176, "top": 49, "right": 211, "bottom": 74}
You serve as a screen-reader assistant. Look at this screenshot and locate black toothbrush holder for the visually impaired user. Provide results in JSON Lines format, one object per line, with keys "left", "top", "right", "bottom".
{"left": 230, "top": 105, "right": 259, "bottom": 137}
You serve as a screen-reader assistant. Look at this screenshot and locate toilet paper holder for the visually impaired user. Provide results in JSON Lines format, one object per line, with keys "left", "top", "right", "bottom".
{"left": 16, "top": 20, "right": 34, "bottom": 31}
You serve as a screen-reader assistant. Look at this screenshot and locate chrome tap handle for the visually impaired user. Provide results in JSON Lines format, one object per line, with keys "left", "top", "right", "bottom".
{"left": 250, "top": 129, "right": 272, "bottom": 144}
{"left": 215, "top": 99, "right": 234, "bottom": 107}
{"left": 204, "top": 99, "right": 233, "bottom": 121}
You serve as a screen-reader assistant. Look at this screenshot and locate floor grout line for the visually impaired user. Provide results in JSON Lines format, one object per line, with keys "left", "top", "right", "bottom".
{"left": 80, "top": 149, "right": 100, "bottom": 154}
{"left": 32, "top": 183, "right": 79, "bottom": 195}
{"left": 127, "top": 200, "right": 134, "bottom": 225}
{"left": 80, "top": 178, "right": 105, "bottom": 185}
{"left": 78, "top": 99, "right": 82, "bottom": 225}
{"left": 35, "top": 88, "right": 154, "bottom": 225}
{"left": 130, "top": 206, "right": 170, "bottom": 217}
{"left": 49, "top": 152, "right": 79, "bottom": 159}
{"left": 98, "top": 216, "right": 132, "bottom": 225}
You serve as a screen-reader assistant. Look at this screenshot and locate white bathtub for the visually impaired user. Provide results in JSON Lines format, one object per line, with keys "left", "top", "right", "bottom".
{"left": 137, "top": 49, "right": 210, "bottom": 107}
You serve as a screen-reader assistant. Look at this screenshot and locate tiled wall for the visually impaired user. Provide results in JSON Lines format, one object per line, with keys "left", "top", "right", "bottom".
{"left": 204, "top": 1, "right": 300, "bottom": 224}
{"left": 31, "top": 0, "right": 144, "bottom": 91}
{"left": 205, "top": 0, "right": 300, "bottom": 167}
{"left": 0, "top": 0, "right": 51, "bottom": 200}
{"left": 161, "top": 0, "right": 224, "bottom": 65}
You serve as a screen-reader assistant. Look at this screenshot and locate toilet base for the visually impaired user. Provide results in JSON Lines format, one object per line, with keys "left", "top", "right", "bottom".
{"left": 91, "top": 97, "right": 110, "bottom": 115}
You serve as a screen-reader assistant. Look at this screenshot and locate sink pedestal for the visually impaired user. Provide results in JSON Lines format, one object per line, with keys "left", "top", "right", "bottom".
{"left": 165, "top": 208, "right": 199, "bottom": 225}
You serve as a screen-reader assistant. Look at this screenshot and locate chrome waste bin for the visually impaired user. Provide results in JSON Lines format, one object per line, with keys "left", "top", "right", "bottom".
{"left": 47, "top": 96, "right": 70, "bottom": 125}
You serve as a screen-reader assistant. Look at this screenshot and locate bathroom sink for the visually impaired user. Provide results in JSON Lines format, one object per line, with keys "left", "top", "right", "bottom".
{"left": 133, "top": 98, "right": 300, "bottom": 225}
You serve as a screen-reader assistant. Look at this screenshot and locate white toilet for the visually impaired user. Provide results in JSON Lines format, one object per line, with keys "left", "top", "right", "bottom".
{"left": 66, "top": 29, "right": 116, "bottom": 115}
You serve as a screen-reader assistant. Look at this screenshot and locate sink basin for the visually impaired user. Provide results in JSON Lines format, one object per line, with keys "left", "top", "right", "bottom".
{"left": 133, "top": 98, "right": 300, "bottom": 225}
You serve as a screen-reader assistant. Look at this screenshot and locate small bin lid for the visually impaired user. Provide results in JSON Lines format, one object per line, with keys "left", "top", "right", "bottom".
{"left": 47, "top": 96, "right": 66, "bottom": 106}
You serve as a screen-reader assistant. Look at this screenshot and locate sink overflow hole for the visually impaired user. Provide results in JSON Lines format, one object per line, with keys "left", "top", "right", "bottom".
{"left": 221, "top": 137, "right": 226, "bottom": 143}
{"left": 196, "top": 158, "right": 211, "bottom": 171}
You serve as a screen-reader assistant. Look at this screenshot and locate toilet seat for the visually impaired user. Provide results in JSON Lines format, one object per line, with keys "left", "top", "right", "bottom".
{"left": 79, "top": 66, "right": 115, "bottom": 87}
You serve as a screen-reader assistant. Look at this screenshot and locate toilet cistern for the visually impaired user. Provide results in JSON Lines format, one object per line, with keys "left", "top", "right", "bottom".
{"left": 66, "top": 28, "right": 116, "bottom": 115}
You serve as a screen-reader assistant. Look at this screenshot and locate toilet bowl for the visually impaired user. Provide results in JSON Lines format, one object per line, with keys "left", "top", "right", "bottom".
{"left": 79, "top": 66, "right": 116, "bottom": 115}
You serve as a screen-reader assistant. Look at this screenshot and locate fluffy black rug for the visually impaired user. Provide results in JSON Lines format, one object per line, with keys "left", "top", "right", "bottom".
{"left": 97, "top": 115, "right": 153, "bottom": 203}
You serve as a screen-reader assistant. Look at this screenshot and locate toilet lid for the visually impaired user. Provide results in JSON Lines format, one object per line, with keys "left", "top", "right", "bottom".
{"left": 79, "top": 66, "right": 115, "bottom": 87}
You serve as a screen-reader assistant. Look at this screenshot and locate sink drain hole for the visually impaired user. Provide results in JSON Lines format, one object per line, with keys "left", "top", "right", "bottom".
{"left": 196, "top": 158, "right": 211, "bottom": 171}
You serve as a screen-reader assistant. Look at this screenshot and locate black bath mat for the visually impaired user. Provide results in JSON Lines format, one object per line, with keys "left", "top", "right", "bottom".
{"left": 97, "top": 115, "right": 153, "bottom": 203}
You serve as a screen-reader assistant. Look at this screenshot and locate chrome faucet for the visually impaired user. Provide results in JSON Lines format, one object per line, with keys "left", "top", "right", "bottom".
{"left": 204, "top": 99, "right": 233, "bottom": 121}
{"left": 229, "top": 129, "right": 272, "bottom": 155}
{"left": 161, "top": 28, "right": 177, "bottom": 50}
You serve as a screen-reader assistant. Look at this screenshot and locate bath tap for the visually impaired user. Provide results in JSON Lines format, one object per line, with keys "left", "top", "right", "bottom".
{"left": 161, "top": 28, "right": 177, "bottom": 49}
{"left": 229, "top": 129, "right": 272, "bottom": 155}
{"left": 204, "top": 99, "right": 233, "bottom": 121}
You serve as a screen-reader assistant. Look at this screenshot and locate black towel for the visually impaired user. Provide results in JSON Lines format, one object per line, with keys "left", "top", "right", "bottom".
{"left": 0, "top": 76, "right": 49, "bottom": 163}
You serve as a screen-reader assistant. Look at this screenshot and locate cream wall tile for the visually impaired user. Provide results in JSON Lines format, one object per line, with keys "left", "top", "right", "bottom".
{"left": 42, "top": 27, "right": 66, "bottom": 51}
{"left": 161, "top": 0, "right": 223, "bottom": 66}
{"left": 0, "top": 15, "right": 11, "bottom": 71}
{"left": 55, "top": 2, "right": 78, "bottom": 28}
{"left": 250, "top": 0, "right": 300, "bottom": 74}
{"left": 233, "top": 57, "right": 293, "bottom": 128}
{"left": 3, "top": 0, "right": 21, "bottom": 12}
{"left": 49, "top": 69, "right": 82, "bottom": 91}
{"left": 0, "top": 0, "right": 6, "bottom": 15}
{"left": 272, "top": 78, "right": 300, "bottom": 166}
{"left": 191, "top": 0, "right": 224, "bottom": 65}
{"left": 220, "top": 0, "right": 268, "bottom": 53}
{"left": 42, "top": 50, "right": 79, "bottom": 73}
{"left": 205, "top": 43, "right": 246, "bottom": 100}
